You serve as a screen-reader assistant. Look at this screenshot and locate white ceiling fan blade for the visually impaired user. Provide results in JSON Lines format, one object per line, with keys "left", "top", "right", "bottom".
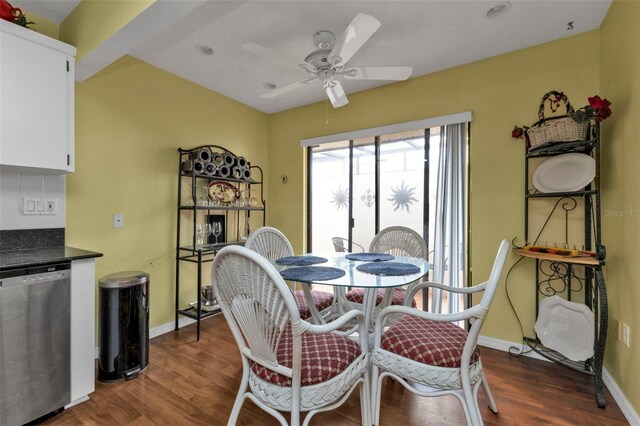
{"left": 329, "top": 13, "right": 381, "bottom": 67}
{"left": 242, "top": 42, "right": 306, "bottom": 70}
{"left": 342, "top": 66, "right": 413, "bottom": 81}
{"left": 261, "top": 77, "right": 317, "bottom": 99}
{"left": 325, "top": 80, "right": 349, "bottom": 108}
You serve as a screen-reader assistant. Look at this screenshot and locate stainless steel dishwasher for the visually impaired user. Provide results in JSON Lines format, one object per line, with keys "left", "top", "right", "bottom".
{"left": 0, "top": 262, "right": 71, "bottom": 426}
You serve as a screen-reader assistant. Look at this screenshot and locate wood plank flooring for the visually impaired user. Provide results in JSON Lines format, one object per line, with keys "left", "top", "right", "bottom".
{"left": 45, "top": 315, "right": 628, "bottom": 426}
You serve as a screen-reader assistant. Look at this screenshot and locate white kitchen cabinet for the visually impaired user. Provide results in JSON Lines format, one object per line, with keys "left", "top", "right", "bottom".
{"left": 0, "top": 21, "right": 75, "bottom": 173}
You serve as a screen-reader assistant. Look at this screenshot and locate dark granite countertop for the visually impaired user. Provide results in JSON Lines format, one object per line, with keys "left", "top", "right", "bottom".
{"left": 0, "top": 246, "right": 103, "bottom": 271}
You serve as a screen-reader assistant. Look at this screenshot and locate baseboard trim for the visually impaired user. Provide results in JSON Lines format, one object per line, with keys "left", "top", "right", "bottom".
{"left": 150, "top": 317, "right": 196, "bottom": 339}
{"left": 478, "top": 335, "right": 639, "bottom": 425}
{"left": 602, "top": 368, "right": 640, "bottom": 425}
{"left": 94, "top": 317, "right": 197, "bottom": 359}
{"left": 477, "top": 335, "right": 548, "bottom": 362}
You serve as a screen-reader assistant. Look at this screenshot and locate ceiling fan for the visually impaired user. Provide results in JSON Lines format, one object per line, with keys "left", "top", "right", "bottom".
{"left": 242, "top": 13, "right": 413, "bottom": 108}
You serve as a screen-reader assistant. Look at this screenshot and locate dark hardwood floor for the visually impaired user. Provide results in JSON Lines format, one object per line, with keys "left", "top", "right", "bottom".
{"left": 46, "top": 315, "right": 628, "bottom": 426}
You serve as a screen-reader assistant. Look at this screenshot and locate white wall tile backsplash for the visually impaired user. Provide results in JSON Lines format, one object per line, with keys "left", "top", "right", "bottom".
{"left": 0, "top": 170, "right": 65, "bottom": 230}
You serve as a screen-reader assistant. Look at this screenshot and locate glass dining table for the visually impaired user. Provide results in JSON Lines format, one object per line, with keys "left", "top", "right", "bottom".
{"left": 277, "top": 252, "right": 430, "bottom": 329}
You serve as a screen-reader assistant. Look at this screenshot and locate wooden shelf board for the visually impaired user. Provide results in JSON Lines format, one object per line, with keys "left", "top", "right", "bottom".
{"left": 513, "top": 248, "right": 601, "bottom": 266}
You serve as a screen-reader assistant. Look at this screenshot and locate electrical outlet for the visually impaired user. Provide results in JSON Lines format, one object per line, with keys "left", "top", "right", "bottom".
{"left": 614, "top": 320, "right": 621, "bottom": 341}
{"left": 622, "top": 323, "right": 630, "bottom": 347}
{"left": 46, "top": 199, "right": 57, "bottom": 214}
{"left": 113, "top": 213, "right": 124, "bottom": 229}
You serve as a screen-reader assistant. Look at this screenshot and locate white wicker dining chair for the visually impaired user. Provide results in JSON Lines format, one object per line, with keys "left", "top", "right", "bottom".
{"left": 331, "top": 237, "right": 365, "bottom": 253}
{"left": 370, "top": 239, "right": 510, "bottom": 426}
{"left": 245, "top": 227, "right": 335, "bottom": 324}
{"left": 212, "top": 245, "right": 370, "bottom": 426}
{"left": 345, "top": 226, "right": 428, "bottom": 309}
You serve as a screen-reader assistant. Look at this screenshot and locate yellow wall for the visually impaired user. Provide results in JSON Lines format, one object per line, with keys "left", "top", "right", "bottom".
{"left": 600, "top": 0, "right": 640, "bottom": 414}
{"left": 59, "top": 0, "right": 155, "bottom": 60}
{"left": 268, "top": 31, "right": 600, "bottom": 345}
{"left": 65, "top": 56, "right": 269, "bottom": 327}
{"left": 20, "top": 11, "right": 59, "bottom": 39}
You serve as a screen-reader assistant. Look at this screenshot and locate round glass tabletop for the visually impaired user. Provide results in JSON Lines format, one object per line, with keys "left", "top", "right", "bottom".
{"left": 278, "top": 252, "right": 430, "bottom": 288}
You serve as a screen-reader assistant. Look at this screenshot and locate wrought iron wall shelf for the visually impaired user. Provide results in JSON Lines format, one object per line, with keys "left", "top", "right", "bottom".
{"left": 523, "top": 337, "right": 596, "bottom": 374}
{"left": 526, "top": 138, "right": 598, "bottom": 158}
{"left": 179, "top": 171, "right": 262, "bottom": 185}
{"left": 513, "top": 123, "right": 608, "bottom": 408}
{"left": 178, "top": 206, "right": 265, "bottom": 211}
{"left": 177, "top": 306, "right": 220, "bottom": 321}
{"left": 513, "top": 248, "right": 601, "bottom": 266}
{"left": 526, "top": 190, "right": 597, "bottom": 198}
{"left": 175, "top": 145, "right": 266, "bottom": 340}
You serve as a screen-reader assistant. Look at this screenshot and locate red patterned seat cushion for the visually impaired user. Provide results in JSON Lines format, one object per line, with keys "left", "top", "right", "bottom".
{"left": 294, "top": 290, "right": 334, "bottom": 320}
{"left": 250, "top": 325, "right": 361, "bottom": 387}
{"left": 380, "top": 315, "right": 479, "bottom": 368}
{"left": 345, "top": 288, "right": 416, "bottom": 308}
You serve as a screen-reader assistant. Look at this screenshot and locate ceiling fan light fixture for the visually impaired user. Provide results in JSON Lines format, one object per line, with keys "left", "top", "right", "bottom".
{"left": 195, "top": 44, "right": 214, "bottom": 55}
{"left": 486, "top": 2, "right": 512, "bottom": 18}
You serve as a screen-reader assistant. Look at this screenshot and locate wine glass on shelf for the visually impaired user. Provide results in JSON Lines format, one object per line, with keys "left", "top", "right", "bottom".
{"left": 212, "top": 222, "right": 222, "bottom": 245}
{"left": 197, "top": 186, "right": 208, "bottom": 206}
{"left": 205, "top": 223, "right": 213, "bottom": 247}
{"left": 195, "top": 223, "right": 205, "bottom": 247}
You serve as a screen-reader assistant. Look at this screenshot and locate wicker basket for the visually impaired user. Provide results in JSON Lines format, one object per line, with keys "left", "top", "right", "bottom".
{"left": 526, "top": 91, "right": 589, "bottom": 151}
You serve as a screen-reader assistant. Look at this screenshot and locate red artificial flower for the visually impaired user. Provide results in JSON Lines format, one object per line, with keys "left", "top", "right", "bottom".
{"left": 512, "top": 126, "right": 524, "bottom": 139}
{"left": 0, "top": 0, "right": 32, "bottom": 27}
{"left": 0, "top": 0, "right": 15, "bottom": 21}
{"left": 588, "top": 96, "right": 612, "bottom": 122}
{"left": 588, "top": 96, "right": 611, "bottom": 110}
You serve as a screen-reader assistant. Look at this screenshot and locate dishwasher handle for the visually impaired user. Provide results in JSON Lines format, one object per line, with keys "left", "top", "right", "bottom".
{"left": 0, "top": 263, "right": 71, "bottom": 289}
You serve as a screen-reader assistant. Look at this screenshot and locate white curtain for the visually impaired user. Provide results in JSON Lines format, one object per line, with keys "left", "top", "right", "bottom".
{"left": 431, "top": 123, "right": 468, "bottom": 314}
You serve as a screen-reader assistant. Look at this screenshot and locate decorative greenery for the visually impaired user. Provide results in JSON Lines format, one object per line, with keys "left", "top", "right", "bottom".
{"left": 0, "top": 0, "right": 34, "bottom": 28}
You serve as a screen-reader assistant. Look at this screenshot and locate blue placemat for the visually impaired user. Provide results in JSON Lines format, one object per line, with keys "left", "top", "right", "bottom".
{"left": 356, "top": 262, "right": 421, "bottom": 276}
{"left": 281, "top": 266, "right": 345, "bottom": 281}
{"left": 275, "top": 255, "right": 328, "bottom": 266}
{"left": 345, "top": 252, "right": 394, "bottom": 262}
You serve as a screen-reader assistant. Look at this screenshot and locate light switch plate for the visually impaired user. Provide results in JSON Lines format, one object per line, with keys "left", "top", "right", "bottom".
{"left": 23, "top": 198, "right": 36, "bottom": 215}
{"left": 623, "top": 323, "right": 630, "bottom": 347}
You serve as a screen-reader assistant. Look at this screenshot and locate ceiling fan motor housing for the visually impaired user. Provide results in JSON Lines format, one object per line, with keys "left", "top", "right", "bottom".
{"left": 304, "top": 49, "right": 333, "bottom": 70}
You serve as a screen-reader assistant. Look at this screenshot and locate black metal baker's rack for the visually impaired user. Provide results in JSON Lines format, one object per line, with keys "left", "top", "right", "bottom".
{"left": 175, "top": 145, "right": 265, "bottom": 340}
{"left": 513, "top": 122, "right": 608, "bottom": 408}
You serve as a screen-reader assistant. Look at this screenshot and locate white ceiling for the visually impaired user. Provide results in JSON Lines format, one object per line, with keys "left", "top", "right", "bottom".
{"left": 14, "top": 1, "right": 611, "bottom": 114}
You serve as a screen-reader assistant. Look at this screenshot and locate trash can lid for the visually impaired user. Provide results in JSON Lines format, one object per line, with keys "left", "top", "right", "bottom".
{"left": 99, "top": 271, "right": 149, "bottom": 288}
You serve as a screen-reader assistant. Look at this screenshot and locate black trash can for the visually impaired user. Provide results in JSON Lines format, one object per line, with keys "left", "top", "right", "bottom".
{"left": 98, "top": 271, "right": 149, "bottom": 382}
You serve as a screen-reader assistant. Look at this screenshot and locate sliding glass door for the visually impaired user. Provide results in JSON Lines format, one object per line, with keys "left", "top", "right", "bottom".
{"left": 307, "top": 123, "right": 468, "bottom": 312}
{"left": 309, "top": 141, "right": 350, "bottom": 253}
{"left": 379, "top": 129, "right": 428, "bottom": 237}
{"left": 309, "top": 130, "right": 435, "bottom": 253}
